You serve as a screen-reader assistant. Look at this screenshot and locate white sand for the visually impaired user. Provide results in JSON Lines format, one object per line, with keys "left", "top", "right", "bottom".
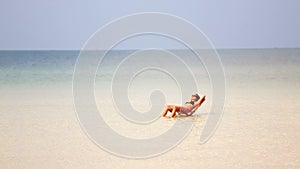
{"left": 1, "top": 50, "right": 300, "bottom": 168}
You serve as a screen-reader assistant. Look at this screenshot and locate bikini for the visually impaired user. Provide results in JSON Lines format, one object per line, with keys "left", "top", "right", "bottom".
{"left": 180, "top": 100, "right": 195, "bottom": 114}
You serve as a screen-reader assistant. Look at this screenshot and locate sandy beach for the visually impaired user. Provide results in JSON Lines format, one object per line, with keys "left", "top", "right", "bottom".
{"left": 0, "top": 49, "right": 299, "bottom": 168}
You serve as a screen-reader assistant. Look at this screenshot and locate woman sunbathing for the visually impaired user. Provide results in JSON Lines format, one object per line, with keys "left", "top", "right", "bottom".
{"left": 161, "top": 94, "right": 206, "bottom": 118}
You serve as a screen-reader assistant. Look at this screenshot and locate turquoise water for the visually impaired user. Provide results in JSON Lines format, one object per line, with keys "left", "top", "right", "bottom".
{"left": 1, "top": 48, "right": 299, "bottom": 105}
{"left": 1, "top": 49, "right": 299, "bottom": 88}
{"left": 0, "top": 51, "right": 77, "bottom": 88}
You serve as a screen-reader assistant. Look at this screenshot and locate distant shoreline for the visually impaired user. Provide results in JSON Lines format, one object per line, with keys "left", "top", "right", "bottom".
{"left": 0, "top": 47, "right": 299, "bottom": 52}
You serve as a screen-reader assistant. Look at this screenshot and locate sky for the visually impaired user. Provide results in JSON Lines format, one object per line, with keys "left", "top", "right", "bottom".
{"left": 0, "top": 0, "right": 299, "bottom": 50}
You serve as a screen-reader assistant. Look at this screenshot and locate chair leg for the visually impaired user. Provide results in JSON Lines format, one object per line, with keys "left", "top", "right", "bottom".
{"left": 170, "top": 106, "right": 177, "bottom": 118}
{"left": 162, "top": 107, "right": 169, "bottom": 117}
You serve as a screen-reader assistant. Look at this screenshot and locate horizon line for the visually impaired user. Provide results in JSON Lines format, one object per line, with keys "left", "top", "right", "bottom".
{"left": 0, "top": 47, "right": 299, "bottom": 51}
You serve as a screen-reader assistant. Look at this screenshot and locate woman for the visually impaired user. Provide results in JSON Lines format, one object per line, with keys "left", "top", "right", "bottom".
{"left": 161, "top": 94, "right": 206, "bottom": 118}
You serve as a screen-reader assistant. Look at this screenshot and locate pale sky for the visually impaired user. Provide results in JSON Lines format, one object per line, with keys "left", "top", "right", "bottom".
{"left": 0, "top": 0, "right": 299, "bottom": 50}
